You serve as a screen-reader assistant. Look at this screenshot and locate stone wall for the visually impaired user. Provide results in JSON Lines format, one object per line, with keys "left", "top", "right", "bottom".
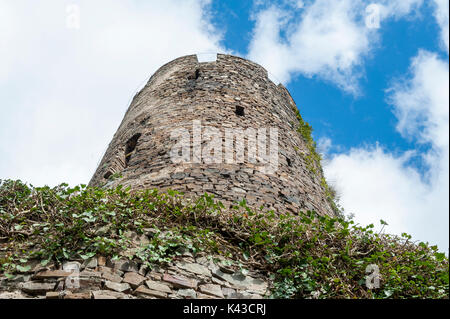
{"left": 89, "top": 54, "right": 335, "bottom": 217}
{"left": 0, "top": 253, "right": 269, "bottom": 300}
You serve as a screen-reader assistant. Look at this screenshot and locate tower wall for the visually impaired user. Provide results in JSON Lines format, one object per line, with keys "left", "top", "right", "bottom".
{"left": 89, "top": 54, "right": 335, "bottom": 217}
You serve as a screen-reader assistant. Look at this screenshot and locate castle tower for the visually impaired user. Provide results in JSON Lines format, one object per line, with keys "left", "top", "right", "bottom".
{"left": 89, "top": 54, "right": 336, "bottom": 217}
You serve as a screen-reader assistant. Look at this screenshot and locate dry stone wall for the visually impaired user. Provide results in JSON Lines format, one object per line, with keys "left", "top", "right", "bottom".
{"left": 1, "top": 230, "right": 270, "bottom": 300}
{"left": 89, "top": 54, "right": 335, "bottom": 217}
{"left": 0, "top": 253, "right": 269, "bottom": 300}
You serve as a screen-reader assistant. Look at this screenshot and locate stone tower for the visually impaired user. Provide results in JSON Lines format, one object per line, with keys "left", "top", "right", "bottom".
{"left": 89, "top": 54, "right": 335, "bottom": 217}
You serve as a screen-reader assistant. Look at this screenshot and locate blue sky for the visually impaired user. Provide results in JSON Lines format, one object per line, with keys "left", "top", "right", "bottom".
{"left": 210, "top": 1, "right": 442, "bottom": 158}
{"left": 0, "top": 0, "right": 448, "bottom": 251}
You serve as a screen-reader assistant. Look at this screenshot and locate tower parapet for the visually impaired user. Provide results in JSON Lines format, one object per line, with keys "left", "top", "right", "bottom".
{"left": 89, "top": 54, "right": 335, "bottom": 217}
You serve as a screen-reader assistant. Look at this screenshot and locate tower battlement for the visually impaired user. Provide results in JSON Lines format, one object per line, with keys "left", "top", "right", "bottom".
{"left": 89, "top": 54, "right": 335, "bottom": 217}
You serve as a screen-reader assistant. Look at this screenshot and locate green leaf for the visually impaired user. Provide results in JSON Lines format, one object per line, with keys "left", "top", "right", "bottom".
{"left": 40, "top": 259, "right": 51, "bottom": 266}
{"left": 80, "top": 252, "right": 96, "bottom": 260}
{"left": 380, "top": 219, "right": 388, "bottom": 226}
{"left": 434, "top": 252, "right": 446, "bottom": 262}
{"left": 16, "top": 265, "right": 32, "bottom": 272}
{"left": 62, "top": 248, "right": 70, "bottom": 259}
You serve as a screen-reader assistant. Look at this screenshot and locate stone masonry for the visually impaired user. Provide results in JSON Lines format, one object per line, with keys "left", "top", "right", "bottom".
{"left": 0, "top": 254, "right": 269, "bottom": 300}
{"left": 89, "top": 54, "right": 335, "bottom": 217}
{"left": 0, "top": 234, "right": 269, "bottom": 300}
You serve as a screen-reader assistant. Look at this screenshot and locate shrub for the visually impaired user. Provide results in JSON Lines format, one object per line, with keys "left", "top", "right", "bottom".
{"left": 0, "top": 179, "right": 448, "bottom": 299}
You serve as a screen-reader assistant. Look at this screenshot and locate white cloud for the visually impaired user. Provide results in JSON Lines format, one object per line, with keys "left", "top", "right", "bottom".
{"left": 317, "top": 137, "right": 332, "bottom": 155}
{"left": 248, "top": 0, "right": 448, "bottom": 250}
{"left": 248, "top": 0, "right": 370, "bottom": 92}
{"left": 324, "top": 51, "right": 449, "bottom": 251}
{"left": 0, "top": 0, "right": 224, "bottom": 187}
{"left": 433, "top": 0, "right": 449, "bottom": 53}
{"left": 377, "top": 0, "right": 423, "bottom": 19}
{"left": 247, "top": 0, "right": 424, "bottom": 93}
{"left": 390, "top": 51, "right": 449, "bottom": 150}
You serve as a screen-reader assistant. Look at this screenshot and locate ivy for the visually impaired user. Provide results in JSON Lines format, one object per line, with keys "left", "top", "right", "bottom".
{"left": 292, "top": 107, "right": 342, "bottom": 216}
{"left": 0, "top": 179, "right": 448, "bottom": 299}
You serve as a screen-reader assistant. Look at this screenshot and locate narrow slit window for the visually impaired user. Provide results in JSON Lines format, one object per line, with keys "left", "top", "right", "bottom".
{"left": 235, "top": 105, "right": 245, "bottom": 116}
{"left": 125, "top": 133, "right": 142, "bottom": 166}
{"left": 189, "top": 69, "right": 200, "bottom": 80}
{"left": 286, "top": 157, "right": 292, "bottom": 167}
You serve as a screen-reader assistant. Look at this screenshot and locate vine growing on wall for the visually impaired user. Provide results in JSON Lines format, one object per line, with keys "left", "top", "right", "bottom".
{"left": 0, "top": 180, "right": 448, "bottom": 299}
{"left": 292, "top": 107, "right": 342, "bottom": 216}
